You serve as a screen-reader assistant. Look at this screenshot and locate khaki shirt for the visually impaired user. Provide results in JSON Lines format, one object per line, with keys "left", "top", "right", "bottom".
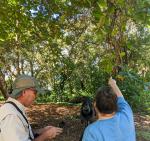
{"left": 0, "top": 97, "right": 34, "bottom": 141}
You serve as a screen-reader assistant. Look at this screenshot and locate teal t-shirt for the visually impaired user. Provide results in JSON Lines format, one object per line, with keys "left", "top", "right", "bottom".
{"left": 82, "top": 97, "right": 136, "bottom": 141}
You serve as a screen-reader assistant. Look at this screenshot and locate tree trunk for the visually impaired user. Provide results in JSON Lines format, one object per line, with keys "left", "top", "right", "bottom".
{"left": 0, "top": 71, "right": 7, "bottom": 99}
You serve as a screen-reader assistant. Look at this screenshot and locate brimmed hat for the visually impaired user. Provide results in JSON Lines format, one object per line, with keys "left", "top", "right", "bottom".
{"left": 10, "top": 74, "right": 42, "bottom": 98}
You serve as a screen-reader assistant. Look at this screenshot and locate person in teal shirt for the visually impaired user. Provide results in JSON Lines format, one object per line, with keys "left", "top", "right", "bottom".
{"left": 82, "top": 78, "right": 136, "bottom": 141}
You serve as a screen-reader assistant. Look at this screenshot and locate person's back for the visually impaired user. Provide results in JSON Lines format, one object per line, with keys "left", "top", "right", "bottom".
{"left": 82, "top": 78, "right": 136, "bottom": 141}
{"left": 82, "top": 97, "right": 135, "bottom": 141}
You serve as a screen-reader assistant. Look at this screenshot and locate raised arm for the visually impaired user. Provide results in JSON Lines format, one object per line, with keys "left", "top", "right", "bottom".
{"left": 108, "top": 77, "right": 134, "bottom": 118}
{"left": 108, "top": 77, "right": 123, "bottom": 97}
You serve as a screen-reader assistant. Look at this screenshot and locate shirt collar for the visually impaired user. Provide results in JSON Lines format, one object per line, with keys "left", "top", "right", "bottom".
{"left": 7, "top": 97, "right": 26, "bottom": 112}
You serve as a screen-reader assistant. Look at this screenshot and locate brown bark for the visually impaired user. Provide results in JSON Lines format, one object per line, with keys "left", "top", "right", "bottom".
{"left": 0, "top": 72, "right": 7, "bottom": 99}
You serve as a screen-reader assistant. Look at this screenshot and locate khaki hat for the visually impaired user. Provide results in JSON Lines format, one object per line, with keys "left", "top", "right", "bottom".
{"left": 11, "top": 74, "right": 42, "bottom": 98}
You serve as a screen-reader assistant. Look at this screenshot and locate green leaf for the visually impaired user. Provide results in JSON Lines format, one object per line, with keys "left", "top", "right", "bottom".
{"left": 120, "top": 52, "right": 125, "bottom": 57}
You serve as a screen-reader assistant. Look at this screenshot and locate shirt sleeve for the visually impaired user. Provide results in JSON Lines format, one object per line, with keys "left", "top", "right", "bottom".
{"left": 0, "top": 114, "right": 32, "bottom": 141}
{"left": 117, "top": 96, "right": 133, "bottom": 119}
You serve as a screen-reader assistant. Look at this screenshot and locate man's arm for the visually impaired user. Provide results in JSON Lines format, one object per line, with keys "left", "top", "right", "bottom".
{"left": 0, "top": 114, "right": 62, "bottom": 141}
{"left": 108, "top": 77, "right": 133, "bottom": 117}
{"left": 33, "top": 126, "right": 63, "bottom": 141}
{"left": 108, "top": 77, "right": 123, "bottom": 97}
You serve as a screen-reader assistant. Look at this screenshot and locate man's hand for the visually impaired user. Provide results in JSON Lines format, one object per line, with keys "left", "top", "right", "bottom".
{"left": 42, "top": 126, "right": 63, "bottom": 139}
{"left": 36, "top": 126, "right": 52, "bottom": 134}
{"left": 108, "top": 77, "right": 116, "bottom": 87}
{"left": 33, "top": 126, "right": 63, "bottom": 141}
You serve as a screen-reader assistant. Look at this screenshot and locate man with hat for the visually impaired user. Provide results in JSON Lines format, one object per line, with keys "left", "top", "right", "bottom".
{"left": 0, "top": 74, "right": 63, "bottom": 141}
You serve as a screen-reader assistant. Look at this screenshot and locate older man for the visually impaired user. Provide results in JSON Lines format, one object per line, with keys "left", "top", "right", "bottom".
{"left": 0, "top": 74, "right": 63, "bottom": 141}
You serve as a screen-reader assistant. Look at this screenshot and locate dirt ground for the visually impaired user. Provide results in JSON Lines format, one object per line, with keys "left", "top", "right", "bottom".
{"left": 25, "top": 103, "right": 150, "bottom": 141}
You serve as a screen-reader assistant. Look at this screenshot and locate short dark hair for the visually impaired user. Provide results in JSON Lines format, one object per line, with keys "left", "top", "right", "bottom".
{"left": 95, "top": 86, "right": 117, "bottom": 114}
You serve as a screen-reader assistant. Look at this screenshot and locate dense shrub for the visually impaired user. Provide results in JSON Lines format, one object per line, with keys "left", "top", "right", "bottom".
{"left": 115, "top": 70, "right": 149, "bottom": 112}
